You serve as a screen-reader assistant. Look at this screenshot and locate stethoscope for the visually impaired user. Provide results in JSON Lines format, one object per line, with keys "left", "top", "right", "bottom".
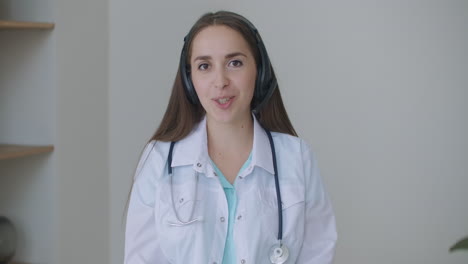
{"left": 166, "top": 127, "right": 289, "bottom": 264}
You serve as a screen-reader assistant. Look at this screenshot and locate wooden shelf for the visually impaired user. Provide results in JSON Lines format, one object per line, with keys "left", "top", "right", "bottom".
{"left": 0, "top": 20, "right": 55, "bottom": 30}
{"left": 0, "top": 144, "right": 54, "bottom": 160}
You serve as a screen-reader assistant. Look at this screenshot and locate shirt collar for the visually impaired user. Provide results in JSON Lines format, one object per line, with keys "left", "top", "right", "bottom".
{"left": 170, "top": 114, "right": 274, "bottom": 176}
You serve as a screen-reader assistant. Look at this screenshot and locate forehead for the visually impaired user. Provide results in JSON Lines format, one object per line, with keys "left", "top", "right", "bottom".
{"left": 190, "top": 25, "right": 253, "bottom": 59}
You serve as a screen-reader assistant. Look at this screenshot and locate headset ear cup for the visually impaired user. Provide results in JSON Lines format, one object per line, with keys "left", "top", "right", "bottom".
{"left": 252, "top": 37, "right": 275, "bottom": 113}
{"left": 254, "top": 65, "right": 262, "bottom": 104}
{"left": 186, "top": 71, "right": 199, "bottom": 105}
{"left": 180, "top": 41, "right": 199, "bottom": 105}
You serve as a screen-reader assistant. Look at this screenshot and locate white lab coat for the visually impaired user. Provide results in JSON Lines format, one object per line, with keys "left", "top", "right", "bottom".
{"left": 125, "top": 115, "right": 337, "bottom": 264}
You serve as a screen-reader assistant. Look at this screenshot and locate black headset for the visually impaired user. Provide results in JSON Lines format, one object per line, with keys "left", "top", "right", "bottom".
{"left": 179, "top": 14, "right": 277, "bottom": 114}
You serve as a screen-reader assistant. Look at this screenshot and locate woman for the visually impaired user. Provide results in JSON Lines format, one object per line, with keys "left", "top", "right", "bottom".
{"left": 125, "top": 11, "right": 337, "bottom": 264}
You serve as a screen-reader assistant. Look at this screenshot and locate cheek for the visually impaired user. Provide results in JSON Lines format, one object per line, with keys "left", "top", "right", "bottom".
{"left": 191, "top": 77, "right": 206, "bottom": 97}
{"left": 245, "top": 73, "right": 257, "bottom": 97}
{"left": 191, "top": 78, "right": 213, "bottom": 110}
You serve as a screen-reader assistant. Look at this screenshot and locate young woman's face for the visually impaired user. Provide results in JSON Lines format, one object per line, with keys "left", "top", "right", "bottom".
{"left": 190, "top": 25, "right": 257, "bottom": 125}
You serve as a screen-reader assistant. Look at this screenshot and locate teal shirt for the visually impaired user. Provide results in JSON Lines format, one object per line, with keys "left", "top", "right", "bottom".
{"left": 210, "top": 153, "right": 252, "bottom": 264}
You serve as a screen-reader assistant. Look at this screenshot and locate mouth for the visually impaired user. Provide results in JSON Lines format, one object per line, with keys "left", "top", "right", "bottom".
{"left": 213, "top": 96, "right": 234, "bottom": 104}
{"left": 212, "top": 96, "right": 235, "bottom": 109}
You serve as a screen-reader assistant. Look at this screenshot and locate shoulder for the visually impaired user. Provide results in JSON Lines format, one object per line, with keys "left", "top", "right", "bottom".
{"left": 270, "top": 132, "right": 317, "bottom": 177}
{"left": 133, "top": 140, "right": 172, "bottom": 181}
{"left": 270, "top": 131, "right": 313, "bottom": 156}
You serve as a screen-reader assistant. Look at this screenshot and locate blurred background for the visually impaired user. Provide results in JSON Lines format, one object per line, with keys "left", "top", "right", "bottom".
{"left": 0, "top": 0, "right": 467, "bottom": 263}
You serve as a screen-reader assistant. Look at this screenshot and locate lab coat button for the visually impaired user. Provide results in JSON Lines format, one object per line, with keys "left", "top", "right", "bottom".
{"left": 220, "top": 217, "right": 225, "bottom": 222}
{"left": 239, "top": 175, "right": 244, "bottom": 179}
{"left": 197, "top": 163, "right": 202, "bottom": 167}
{"left": 214, "top": 171, "right": 218, "bottom": 176}
{"left": 237, "top": 215, "right": 242, "bottom": 220}
{"left": 213, "top": 262, "right": 217, "bottom": 264}
{"left": 179, "top": 198, "right": 184, "bottom": 203}
{"left": 241, "top": 259, "right": 246, "bottom": 264}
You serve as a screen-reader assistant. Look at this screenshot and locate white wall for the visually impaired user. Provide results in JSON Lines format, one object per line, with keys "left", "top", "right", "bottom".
{"left": 109, "top": 1, "right": 468, "bottom": 264}
{"left": 54, "top": 0, "right": 109, "bottom": 263}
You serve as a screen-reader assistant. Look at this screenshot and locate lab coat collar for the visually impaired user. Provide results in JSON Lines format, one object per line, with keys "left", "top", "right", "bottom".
{"left": 170, "top": 114, "right": 274, "bottom": 177}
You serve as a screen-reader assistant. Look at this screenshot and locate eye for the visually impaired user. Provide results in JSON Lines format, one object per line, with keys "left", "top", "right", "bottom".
{"left": 197, "top": 63, "right": 209, "bottom": 71}
{"left": 229, "top": 60, "right": 243, "bottom": 67}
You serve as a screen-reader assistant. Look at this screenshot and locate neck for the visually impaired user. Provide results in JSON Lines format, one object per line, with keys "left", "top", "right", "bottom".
{"left": 206, "top": 115, "right": 254, "bottom": 160}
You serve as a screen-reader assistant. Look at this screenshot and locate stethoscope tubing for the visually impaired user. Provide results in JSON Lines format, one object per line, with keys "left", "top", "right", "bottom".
{"left": 264, "top": 128, "right": 283, "bottom": 242}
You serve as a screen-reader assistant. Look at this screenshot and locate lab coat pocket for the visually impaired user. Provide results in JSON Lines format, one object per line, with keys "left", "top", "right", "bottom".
{"left": 260, "top": 186, "right": 305, "bottom": 212}
{"left": 158, "top": 178, "right": 205, "bottom": 262}
{"left": 260, "top": 186, "right": 305, "bottom": 253}
{"left": 279, "top": 187, "right": 305, "bottom": 240}
{"left": 160, "top": 178, "right": 204, "bottom": 226}
{"left": 280, "top": 187, "right": 305, "bottom": 210}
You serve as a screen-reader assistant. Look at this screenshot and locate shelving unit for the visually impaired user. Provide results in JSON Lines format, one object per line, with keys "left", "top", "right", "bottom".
{"left": 0, "top": 7, "right": 55, "bottom": 262}
{"left": 0, "top": 20, "right": 54, "bottom": 30}
{"left": 0, "top": 144, "right": 54, "bottom": 160}
{"left": 0, "top": 19, "right": 55, "bottom": 162}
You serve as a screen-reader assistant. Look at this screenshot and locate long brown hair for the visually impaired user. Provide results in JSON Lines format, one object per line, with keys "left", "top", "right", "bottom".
{"left": 151, "top": 11, "right": 297, "bottom": 142}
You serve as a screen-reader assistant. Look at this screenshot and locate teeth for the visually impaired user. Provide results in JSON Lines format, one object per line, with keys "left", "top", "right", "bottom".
{"left": 217, "top": 97, "right": 231, "bottom": 104}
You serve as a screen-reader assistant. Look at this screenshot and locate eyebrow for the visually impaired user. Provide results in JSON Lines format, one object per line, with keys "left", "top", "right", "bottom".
{"left": 193, "top": 52, "right": 247, "bottom": 62}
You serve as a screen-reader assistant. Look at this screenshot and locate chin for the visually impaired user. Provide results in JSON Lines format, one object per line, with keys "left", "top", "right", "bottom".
{"left": 209, "top": 115, "right": 236, "bottom": 124}
{"left": 206, "top": 110, "right": 251, "bottom": 125}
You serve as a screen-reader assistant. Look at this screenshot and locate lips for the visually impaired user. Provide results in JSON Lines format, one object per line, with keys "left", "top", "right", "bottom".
{"left": 212, "top": 96, "right": 235, "bottom": 109}
{"left": 216, "top": 97, "right": 232, "bottom": 104}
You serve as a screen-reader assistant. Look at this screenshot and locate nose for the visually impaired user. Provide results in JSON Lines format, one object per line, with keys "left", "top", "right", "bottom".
{"left": 213, "top": 68, "right": 229, "bottom": 89}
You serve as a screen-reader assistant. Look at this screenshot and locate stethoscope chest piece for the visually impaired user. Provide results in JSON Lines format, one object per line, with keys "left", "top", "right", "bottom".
{"left": 269, "top": 243, "right": 289, "bottom": 264}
